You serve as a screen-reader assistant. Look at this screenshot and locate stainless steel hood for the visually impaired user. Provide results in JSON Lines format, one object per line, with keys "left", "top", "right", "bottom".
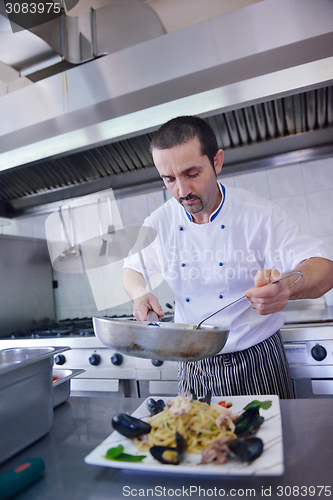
{"left": 0, "top": 0, "right": 333, "bottom": 215}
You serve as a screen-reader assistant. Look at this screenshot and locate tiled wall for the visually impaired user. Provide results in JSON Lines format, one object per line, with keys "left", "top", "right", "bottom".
{"left": 2, "top": 156, "right": 333, "bottom": 320}
{"left": 222, "top": 157, "right": 333, "bottom": 255}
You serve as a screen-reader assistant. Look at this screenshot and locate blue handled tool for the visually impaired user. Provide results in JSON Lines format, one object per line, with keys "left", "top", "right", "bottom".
{"left": 0, "top": 458, "right": 45, "bottom": 500}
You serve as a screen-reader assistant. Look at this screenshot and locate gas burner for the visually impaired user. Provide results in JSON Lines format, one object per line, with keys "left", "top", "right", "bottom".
{"left": 31, "top": 326, "right": 73, "bottom": 338}
{"left": 77, "top": 328, "right": 95, "bottom": 337}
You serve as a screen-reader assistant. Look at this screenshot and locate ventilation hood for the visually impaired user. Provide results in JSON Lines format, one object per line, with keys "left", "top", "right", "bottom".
{"left": 0, "top": 0, "right": 333, "bottom": 216}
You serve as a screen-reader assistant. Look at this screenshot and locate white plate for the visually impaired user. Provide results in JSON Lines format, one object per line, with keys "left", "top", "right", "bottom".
{"left": 84, "top": 395, "right": 284, "bottom": 476}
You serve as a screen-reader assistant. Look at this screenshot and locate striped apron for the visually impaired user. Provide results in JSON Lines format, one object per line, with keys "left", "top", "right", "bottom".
{"left": 178, "top": 330, "right": 294, "bottom": 399}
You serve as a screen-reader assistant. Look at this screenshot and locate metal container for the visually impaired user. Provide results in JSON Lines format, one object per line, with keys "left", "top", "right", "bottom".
{"left": 53, "top": 368, "right": 85, "bottom": 407}
{"left": 93, "top": 316, "right": 229, "bottom": 361}
{"left": 0, "top": 346, "right": 69, "bottom": 464}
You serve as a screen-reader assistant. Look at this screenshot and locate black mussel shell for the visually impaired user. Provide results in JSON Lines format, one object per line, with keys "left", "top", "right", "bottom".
{"left": 228, "top": 437, "right": 264, "bottom": 462}
{"left": 147, "top": 398, "right": 165, "bottom": 415}
{"left": 175, "top": 431, "right": 188, "bottom": 458}
{"left": 150, "top": 432, "right": 188, "bottom": 465}
{"left": 112, "top": 413, "right": 151, "bottom": 438}
{"left": 201, "top": 389, "right": 212, "bottom": 405}
{"left": 234, "top": 406, "right": 264, "bottom": 437}
{"left": 189, "top": 388, "right": 197, "bottom": 400}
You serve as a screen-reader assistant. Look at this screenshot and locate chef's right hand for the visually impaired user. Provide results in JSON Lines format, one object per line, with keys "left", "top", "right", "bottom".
{"left": 132, "top": 293, "right": 165, "bottom": 321}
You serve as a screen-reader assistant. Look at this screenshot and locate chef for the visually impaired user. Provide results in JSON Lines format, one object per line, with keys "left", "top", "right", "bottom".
{"left": 122, "top": 115, "right": 333, "bottom": 399}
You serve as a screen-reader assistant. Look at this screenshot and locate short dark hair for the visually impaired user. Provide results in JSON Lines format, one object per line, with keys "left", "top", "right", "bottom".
{"left": 150, "top": 116, "right": 218, "bottom": 168}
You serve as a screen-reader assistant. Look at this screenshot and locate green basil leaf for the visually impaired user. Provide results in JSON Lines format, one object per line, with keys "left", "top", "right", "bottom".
{"left": 243, "top": 400, "right": 272, "bottom": 411}
{"left": 111, "top": 453, "right": 146, "bottom": 463}
{"left": 105, "top": 446, "right": 146, "bottom": 463}
{"left": 105, "top": 445, "right": 124, "bottom": 459}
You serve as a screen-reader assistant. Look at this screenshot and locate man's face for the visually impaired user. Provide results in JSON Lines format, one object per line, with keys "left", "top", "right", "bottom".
{"left": 152, "top": 137, "right": 223, "bottom": 223}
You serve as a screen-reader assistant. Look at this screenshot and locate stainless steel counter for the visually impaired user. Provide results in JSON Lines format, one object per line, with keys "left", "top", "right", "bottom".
{"left": 282, "top": 299, "right": 333, "bottom": 325}
{"left": 0, "top": 396, "right": 332, "bottom": 500}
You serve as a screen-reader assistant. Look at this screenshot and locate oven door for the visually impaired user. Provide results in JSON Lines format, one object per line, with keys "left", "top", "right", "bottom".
{"left": 292, "top": 378, "right": 333, "bottom": 398}
{"left": 284, "top": 343, "right": 333, "bottom": 398}
{"left": 288, "top": 363, "right": 333, "bottom": 398}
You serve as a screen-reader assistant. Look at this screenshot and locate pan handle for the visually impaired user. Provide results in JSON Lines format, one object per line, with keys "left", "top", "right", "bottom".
{"left": 146, "top": 310, "right": 160, "bottom": 323}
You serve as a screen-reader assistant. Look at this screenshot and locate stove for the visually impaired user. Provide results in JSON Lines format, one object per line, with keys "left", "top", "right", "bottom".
{"left": 281, "top": 321, "right": 333, "bottom": 398}
{"left": 1, "top": 302, "right": 332, "bottom": 399}
{"left": 280, "top": 301, "right": 333, "bottom": 398}
{"left": 0, "top": 318, "right": 137, "bottom": 397}
{"left": 0, "top": 316, "right": 179, "bottom": 399}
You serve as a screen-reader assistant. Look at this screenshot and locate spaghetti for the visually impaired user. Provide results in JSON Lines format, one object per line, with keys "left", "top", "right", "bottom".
{"left": 135, "top": 394, "right": 236, "bottom": 454}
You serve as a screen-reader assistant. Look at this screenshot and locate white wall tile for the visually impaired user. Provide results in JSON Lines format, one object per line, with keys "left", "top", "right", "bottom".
{"left": 164, "top": 189, "right": 173, "bottom": 201}
{"left": 272, "top": 195, "right": 311, "bottom": 234}
{"left": 10, "top": 217, "right": 34, "bottom": 238}
{"left": 219, "top": 175, "right": 235, "bottom": 188}
{"left": 78, "top": 272, "right": 97, "bottom": 308}
{"left": 0, "top": 220, "right": 13, "bottom": 235}
{"left": 70, "top": 202, "right": 100, "bottom": 244}
{"left": 83, "top": 305, "right": 105, "bottom": 318}
{"left": 306, "top": 190, "right": 333, "bottom": 237}
{"left": 301, "top": 157, "right": 333, "bottom": 192}
{"left": 57, "top": 305, "right": 83, "bottom": 321}
{"left": 147, "top": 189, "right": 164, "bottom": 214}
{"left": 114, "top": 197, "right": 124, "bottom": 223}
{"left": 266, "top": 163, "right": 305, "bottom": 199}
{"left": 54, "top": 272, "right": 81, "bottom": 307}
{"left": 121, "top": 193, "right": 150, "bottom": 225}
{"left": 233, "top": 169, "right": 270, "bottom": 198}
{"left": 105, "top": 302, "right": 133, "bottom": 317}
{"left": 31, "top": 213, "right": 48, "bottom": 239}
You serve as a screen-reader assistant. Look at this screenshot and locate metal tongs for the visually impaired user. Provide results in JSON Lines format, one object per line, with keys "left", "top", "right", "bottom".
{"left": 195, "top": 270, "right": 303, "bottom": 330}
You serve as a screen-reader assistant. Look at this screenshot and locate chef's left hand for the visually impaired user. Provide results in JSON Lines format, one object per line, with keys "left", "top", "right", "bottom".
{"left": 245, "top": 269, "right": 291, "bottom": 315}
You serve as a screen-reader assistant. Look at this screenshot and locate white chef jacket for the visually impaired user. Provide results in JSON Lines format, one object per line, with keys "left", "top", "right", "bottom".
{"left": 124, "top": 184, "right": 332, "bottom": 353}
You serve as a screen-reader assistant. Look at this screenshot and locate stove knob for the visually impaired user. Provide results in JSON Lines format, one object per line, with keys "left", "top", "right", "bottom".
{"left": 151, "top": 359, "right": 164, "bottom": 367}
{"left": 111, "top": 353, "right": 123, "bottom": 366}
{"left": 311, "top": 344, "right": 327, "bottom": 361}
{"left": 55, "top": 354, "right": 66, "bottom": 365}
{"left": 89, "top": 354, "right": 101, "bottom": 366}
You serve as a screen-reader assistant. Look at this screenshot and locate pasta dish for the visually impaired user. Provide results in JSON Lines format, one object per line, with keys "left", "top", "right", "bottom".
{"left": 135, "top": 394, "right": 237, "bottom": 454}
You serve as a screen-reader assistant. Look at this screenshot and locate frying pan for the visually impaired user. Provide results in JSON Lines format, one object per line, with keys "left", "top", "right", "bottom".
{"left": 92, "top": 316, "right": 229, "bottom": 362}
{"left": 93, "top": 272, "right": 303, "bottom": 362}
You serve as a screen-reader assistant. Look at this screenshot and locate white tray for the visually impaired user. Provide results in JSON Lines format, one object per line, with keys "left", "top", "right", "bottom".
{"left": 84, "top": 394, "right": 284, "bottom": 476}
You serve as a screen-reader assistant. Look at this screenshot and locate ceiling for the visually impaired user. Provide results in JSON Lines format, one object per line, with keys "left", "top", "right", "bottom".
{"left": 0, "top": 0, "right": 261, "bottom": 93}
{"left": 0, "top": 0, "right": 332, "bottom": 216}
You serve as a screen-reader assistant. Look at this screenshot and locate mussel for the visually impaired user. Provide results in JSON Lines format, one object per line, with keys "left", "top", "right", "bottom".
{"left": 147, "top": 397, "right": 166, "bottom": 416}
{"left": 189, "top": 388, "right": 197, "bottom": 400}
{"left": 234, "top": 406, "right": 264, "bottom": 437}
{"left": 228, "top": 437, "right": 264, "bottom": 462}
{"left": 201, "top": 389, "right": 212, "bottom": 405}
{"left": 191, "top": 389, "right": 212, "bottom": 405}
{"left": 112, "top": 413, "right": 151, "bottom": 438}
{"left": 150, "top": 432, "right": 188, "bottom": 465}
